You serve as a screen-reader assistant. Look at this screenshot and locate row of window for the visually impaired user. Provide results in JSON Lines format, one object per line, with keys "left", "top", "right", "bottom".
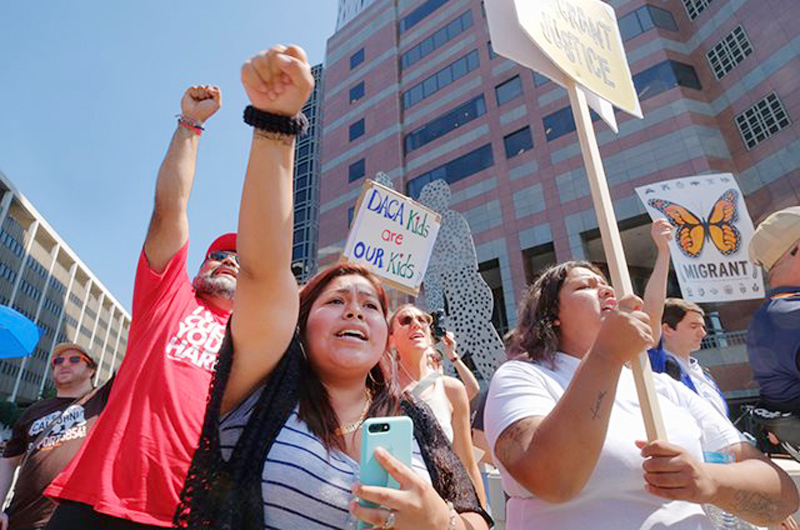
{"left": 1, "top": 231, "right": 24, "bottom": 258}
{"left": 0, "top": 262, "right": 17, "bottom": 284}
{"left": 400, "top": 0, "right": 450, "bottom": 33}
{"left": 707, "top": 26, "right": 753, "bottom": 80}
{"left": 618, "top": 4, "right": 678, "bottom": 42}
{"left": 402, "top": 49, "right": 480, "bottom": 110}
{"left": 736, "top": 93, "right": 791, "bottom": 150}
{"left": 406, "top": 143, "right": 494, "bottom": 198}
{"left": 544, "top": 60, "right": 701, "bottom": 142}
{"left": 682, "top": 0, "right": 713, "bottom": 21}
{"left": 18, "top": 280, "right": 42, "bottom": 303}
{"left": 400, "top": 10, "right": 473, "bottom": 71}
{"left": 404, "top": 94, "right": 487, "bottom": 154}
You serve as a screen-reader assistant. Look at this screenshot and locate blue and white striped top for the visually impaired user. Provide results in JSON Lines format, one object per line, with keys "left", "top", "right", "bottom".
{"left": 220, "top": 388, "right": 432, "bottom": 530}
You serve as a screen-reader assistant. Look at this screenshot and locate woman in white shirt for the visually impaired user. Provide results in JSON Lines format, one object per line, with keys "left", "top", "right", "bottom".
{"left": 484, "top": 261, "right": 798, "bottom": 530}
{"left": 390, "top": 304, "right": 486, "bottom": 506}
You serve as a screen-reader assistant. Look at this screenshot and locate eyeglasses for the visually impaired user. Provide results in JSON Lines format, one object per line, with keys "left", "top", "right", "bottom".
{"left": 207, "top": 251, "right": 240, "bottom": 265}
{"left": 398, "top": 313, "right": 432, "bottom": 328}
{"left": 53, "top": 355, "right": 87, "bottom": 366}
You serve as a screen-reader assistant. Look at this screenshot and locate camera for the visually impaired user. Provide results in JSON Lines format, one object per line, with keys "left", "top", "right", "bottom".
{"left": 430, "top": 309, "right": 447, "bottom": 341}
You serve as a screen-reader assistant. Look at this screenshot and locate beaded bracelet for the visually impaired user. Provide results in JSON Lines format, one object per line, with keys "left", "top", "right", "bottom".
{"left": 243, "top": 105, "right": 308, "bottom": 136}
{"left": 176, "top": 115, "right": 205, "bottom": 136}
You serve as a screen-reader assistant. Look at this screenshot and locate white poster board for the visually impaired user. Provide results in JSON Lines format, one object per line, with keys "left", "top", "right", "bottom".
{"left": 343, "top": 180, "right": 441, "bottom": 296}
{"left": 636, "top": 173, "right": 764, "bottom": 303}
{"left": 485, "top": 0, "right": 643, "bottom": 132}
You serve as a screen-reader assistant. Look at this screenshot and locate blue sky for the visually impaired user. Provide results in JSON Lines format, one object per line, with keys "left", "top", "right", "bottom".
{"left": 0, "top": 1, "right": 337, "bottom": 311}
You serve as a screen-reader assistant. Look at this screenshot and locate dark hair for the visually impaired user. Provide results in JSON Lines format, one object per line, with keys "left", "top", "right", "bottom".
{"left": 297, "top": 263, "right": 402, "bottom": 452}
{"left": 507, "top": 261, "right": 604, "bottom": 366}
{"left": 662, "top": 297, "right": 704, "bottom": 330}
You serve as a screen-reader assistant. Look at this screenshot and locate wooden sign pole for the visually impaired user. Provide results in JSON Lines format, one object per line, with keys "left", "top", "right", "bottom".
{"left": 566, "top": 80, "right": 667, "bottom": 441}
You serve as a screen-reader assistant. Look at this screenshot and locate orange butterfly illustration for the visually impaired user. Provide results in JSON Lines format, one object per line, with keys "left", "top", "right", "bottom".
{"left": 648, "top": 189, "right": 740, "bottom": 258}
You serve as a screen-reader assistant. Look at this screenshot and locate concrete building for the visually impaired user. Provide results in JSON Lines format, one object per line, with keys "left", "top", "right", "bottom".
{"left": 292, "top": 63, "right": 325, "bottom": 284}
{"left": 0, "top": 171, "right": 130, "bottom": 405}
{"left": 317, "top": 0, "right": 800, "bottom": 401}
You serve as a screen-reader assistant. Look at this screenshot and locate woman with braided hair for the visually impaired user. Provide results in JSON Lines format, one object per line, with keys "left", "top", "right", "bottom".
{"left": 172, "top": 45, "right": 490, "bottom": 530}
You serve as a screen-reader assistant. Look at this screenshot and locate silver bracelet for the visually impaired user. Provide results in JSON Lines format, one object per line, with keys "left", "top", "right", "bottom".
{"left": 447, "top": 501, "right": 457, "bottom": 530}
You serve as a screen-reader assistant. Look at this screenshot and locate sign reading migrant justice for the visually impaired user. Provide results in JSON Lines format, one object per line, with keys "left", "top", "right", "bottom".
{"left": 515, "top": 0, "right": 640, "bottom": 115}
{"left": 635, "top": 174, "right": 764, "bottom": 304}
{"left": 343, "top": 180, "right": 441, "bottom": 295}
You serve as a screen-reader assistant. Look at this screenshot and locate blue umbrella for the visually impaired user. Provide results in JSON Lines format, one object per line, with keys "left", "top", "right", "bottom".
{"left": 0, "top": 305, "right": 43, "bottom": 358}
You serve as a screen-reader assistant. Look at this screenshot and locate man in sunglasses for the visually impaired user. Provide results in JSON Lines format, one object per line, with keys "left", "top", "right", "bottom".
{"left": 747, "top": 206, "right": 800, "bottom": 415}
{"left": 1, "top": 344, "right": 112, "bottom": 530}
{"left": 46, "top": 86, "right": 238, "bottom": 529}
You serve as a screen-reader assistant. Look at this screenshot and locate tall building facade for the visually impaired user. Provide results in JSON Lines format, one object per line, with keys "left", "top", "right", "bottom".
{"left": 292, "top": 64, "right": 325, "bottom": 284}
{"left": 0, "top": 171, "right": 130, "bottom": 405}
{"left": 317, "top": 0, "right": 800, "bottom": 399}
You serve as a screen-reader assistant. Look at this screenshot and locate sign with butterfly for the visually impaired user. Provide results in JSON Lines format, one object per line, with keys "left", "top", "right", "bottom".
{"left": 635, "top": 173, "right": 764, "bottom": 303}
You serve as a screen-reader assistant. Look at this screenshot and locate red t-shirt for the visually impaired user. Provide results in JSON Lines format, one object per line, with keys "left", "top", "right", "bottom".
{"left": 46, "top": 242, "right": 231, "bottom": 526}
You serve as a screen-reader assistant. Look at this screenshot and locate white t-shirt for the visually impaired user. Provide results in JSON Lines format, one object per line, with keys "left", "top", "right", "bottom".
{"left": 484, "top": 354, "right": 745, "bottom": 530}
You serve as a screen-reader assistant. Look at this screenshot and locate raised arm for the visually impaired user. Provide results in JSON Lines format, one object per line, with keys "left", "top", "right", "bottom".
{"left": 443, "top": 332, "right": 480, "bottom": 402}
{"left": 0, "top": 455, "right": 21, "bottom": 528}
{"left": 494, "top": 296, "right": 653, "bottom": 502}
{"left": 443, "top": 377, "right": 487, "bottom": 507}
{"left": 642, "top": 218, "right": 673, "bottom": 344}
{"left": 223, "top": 46, "right": 314, "bottom": 412}
{"left": 144, "top": 86, "right": 222, "bottom": 272}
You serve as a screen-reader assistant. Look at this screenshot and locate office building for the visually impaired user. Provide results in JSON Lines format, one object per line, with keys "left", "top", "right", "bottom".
{"left": 317, "top": 0, "right": 800, "bottom": 400}
{"left": 0, "top": 171, "right": 130, "bottom": 405}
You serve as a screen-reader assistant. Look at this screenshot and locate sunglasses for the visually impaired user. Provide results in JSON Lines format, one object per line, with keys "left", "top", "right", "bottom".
{"left": 53, "top": 355, "right": 89, "bottom": 366}
{"left": 207, "top": 251, "right": 240, "bottom": 265}
{"left": 398, "top": 313, "right": 432, "bottom": 328}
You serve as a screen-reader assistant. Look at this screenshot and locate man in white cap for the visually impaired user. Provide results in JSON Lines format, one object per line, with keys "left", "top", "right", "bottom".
{"left": 747, "top": 206, "right": 800, "bottom": 414}
{"left": 0, "top": 343, "right": 112, "bottom": 530}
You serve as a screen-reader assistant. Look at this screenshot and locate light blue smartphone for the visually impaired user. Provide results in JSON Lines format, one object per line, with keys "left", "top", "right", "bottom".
{"left": 357, "top": 416, "right": 413, "bottom": 527}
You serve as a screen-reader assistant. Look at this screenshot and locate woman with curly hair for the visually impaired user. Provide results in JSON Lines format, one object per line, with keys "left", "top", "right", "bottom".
{"left": 484, "top": 261, "right": 798, "bottom": 529}
{"left": 172, "top": 44, "right": 490, "bottom": 530}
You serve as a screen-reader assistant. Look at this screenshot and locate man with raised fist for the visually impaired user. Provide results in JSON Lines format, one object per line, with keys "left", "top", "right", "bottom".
{"left": 45, "top": 85, "right": 238, "bottom": 529}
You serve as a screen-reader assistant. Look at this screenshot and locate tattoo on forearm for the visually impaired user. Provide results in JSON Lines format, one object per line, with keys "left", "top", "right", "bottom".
{"left": 590, "top": 391, "right": 608, "bottom": 420}
{"left": 731, "top": 490, "right": 780, "bottom": 520}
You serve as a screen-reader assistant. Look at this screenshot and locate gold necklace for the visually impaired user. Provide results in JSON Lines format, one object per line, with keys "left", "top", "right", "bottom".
{"left": 335, "top": 387, "right": 373, "bottom": 436}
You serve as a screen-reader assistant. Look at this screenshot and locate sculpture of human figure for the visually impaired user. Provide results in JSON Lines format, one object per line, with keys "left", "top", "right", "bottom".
{"left": 418, "top": 179, "right": 505, "bottom": 382}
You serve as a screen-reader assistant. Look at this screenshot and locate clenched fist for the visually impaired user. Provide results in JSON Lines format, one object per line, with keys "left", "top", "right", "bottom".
{"left": 181, "top": 85, "right": 222, "bottom": 124}
{"left": 241, "top": 45, "right": 314, "bottom": 117}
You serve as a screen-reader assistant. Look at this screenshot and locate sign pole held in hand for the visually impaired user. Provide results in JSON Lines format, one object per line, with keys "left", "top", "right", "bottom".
{"left": 486, "top": 0, "right": 666, "bottom": 440}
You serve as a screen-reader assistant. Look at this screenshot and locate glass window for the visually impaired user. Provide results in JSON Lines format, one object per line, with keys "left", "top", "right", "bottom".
{"left": 404, "top": 95, "right": 487, "bottom": 153}
{"left": 349, "top": 119, "right": 365, "bottom": 141}
{"left": 433, "top": 27, "right": 448, "bottom": 48}
{"left": 400, "top": 0, "right": 450, "bottom": 33}
{"left": 532, "top": 71, "right": 550, "bottom": 87}
{"left": 349, "top": 81, "right": 365, "bottom": 103}
{"left": 543, "top": 107, "right": 575, "bottom": 142}
{"left": 636, "top": 7, "right": 655, "bottom": 33}
{"left": 495, "top": 75, "right": 523, "bottom": 106}
{"left": 402, "top": 50, "right": 480, "bottom": 110}
{"left": 648, "top": 5, "right": 678, "bottom": 31}
{"left": 348, "top": 207, "right": 355, "bottom": 227}
{"left": 406, "top": 144, "right": 494, "bottom": 198}
{"left": 618, "top": 10, "right": 642, "bottom": 41}
{"left": 350, "top": 48, "right": 364, "bottom": 69}
{"left": 632, "top": 60, "right": 701, "bottom": 101}
{"left": 503, "top": 127, "right": 534, "bottom": 158}
{"left": 348, "top": 158, "right": 366, "bottom": 182}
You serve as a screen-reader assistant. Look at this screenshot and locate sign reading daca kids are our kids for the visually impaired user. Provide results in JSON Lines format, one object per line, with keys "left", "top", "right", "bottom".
{"left": 343, "top": 180, "right": 441, "bottom": 296}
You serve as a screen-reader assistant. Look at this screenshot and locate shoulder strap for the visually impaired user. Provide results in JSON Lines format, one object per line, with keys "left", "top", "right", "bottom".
{"left": 410, "top": 371, "right": 440, "bottom": 398}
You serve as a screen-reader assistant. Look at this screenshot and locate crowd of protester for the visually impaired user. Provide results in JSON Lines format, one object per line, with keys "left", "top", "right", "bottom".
{"left": 1, "top": 43, "right": 798, "bottom": 530}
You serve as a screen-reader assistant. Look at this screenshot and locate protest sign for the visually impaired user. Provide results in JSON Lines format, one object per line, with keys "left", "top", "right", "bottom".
{"left": 636, "top": 174, "right": 764, "bottom": 303}
{"left": 343, "top": 180, "right": 441, "bottom": 296}
{"left": 486, "top": 0, "right": 665, "bottom": 440}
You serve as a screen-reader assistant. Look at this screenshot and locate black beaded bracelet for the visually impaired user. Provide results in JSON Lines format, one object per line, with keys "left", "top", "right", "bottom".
{"left": 243, "top": 105, "right": 309, "bottom": 136}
